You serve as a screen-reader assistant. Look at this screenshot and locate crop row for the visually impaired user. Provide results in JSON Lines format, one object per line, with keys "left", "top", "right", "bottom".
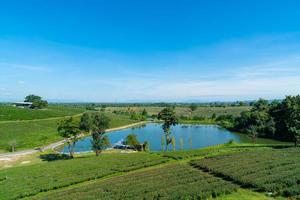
{"left": 34, "top": 163, "right": 238, "bottom": 200}
{"left": 190, "top": 147, "right": 300, "bottom": 198}
{"left": 0, "top": 153, "right": 169, "bottom": 200}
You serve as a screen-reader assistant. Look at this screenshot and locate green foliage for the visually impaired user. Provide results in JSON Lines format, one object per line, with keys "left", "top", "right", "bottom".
{"left": 90, "top": 113, "right": 111, "bottom": 156}
{"left": 189, "top": 103, "right": 198, "bottom": 112}
{"left": 190, "top": 147, "right": 300, "bottom": 198}
{"left": 25, "top": 94, "right": 48, "bottom": 109}
{"left": 158, "top": 107, "right": 179, "bottom": 151}
{"left": 79, "top": 112, "right": 92, "bottom": 132}
{"left": 0, "top": 153, "right": 169, "bottom": 200}
{"left": 234, "top": 95, "right": 300, "bottom": 144}
{"left": 281, "top": 95, "right": 300, "bottom": 146}
{"left": 0, "top": 112, "right": 138, "bottom": 152}
{"left": 57, "top": 117, "right": 81, "bottom": 158}
{"left": 124, "top": 134, "right": 139, "bottom": 147}
{"left": 34, "top": 163, "right": 237, "bottom": 200}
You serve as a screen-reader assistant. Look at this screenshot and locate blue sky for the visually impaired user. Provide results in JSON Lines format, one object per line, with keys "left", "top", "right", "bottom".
{"left": 1, "top": 0, "right": 300, "bottom": 102}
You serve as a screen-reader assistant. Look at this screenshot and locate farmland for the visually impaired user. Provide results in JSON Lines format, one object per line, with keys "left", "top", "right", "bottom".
{"left": 106, "top": 105, "right": 251, "bottom": 118}
{"left": 0, "top": 153, "right": 169, "bottom": 200}
{"left": 191, "top": 147, "right": 300, "bottom": 198}
{"left": 34, "top": 163, "right": 238, "bottom": 200}
{"left": 0, "top": 143, "right": 298, "bottom": 200}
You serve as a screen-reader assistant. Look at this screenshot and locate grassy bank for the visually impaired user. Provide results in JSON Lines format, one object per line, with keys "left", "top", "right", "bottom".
{"left": 0, "top": 105, "right": 85, "bottom": 121}
{"left": 0, "top": 113, "right": 138, "bottom": 152}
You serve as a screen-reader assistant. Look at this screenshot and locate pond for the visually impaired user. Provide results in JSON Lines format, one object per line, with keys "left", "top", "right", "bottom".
{"left": 61, "top": 123, "right": 286, "bottom": 153}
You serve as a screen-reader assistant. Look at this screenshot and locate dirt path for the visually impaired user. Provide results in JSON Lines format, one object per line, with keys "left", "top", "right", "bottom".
{"left": 0, "top": 121, "right": 147, "bottom": 159}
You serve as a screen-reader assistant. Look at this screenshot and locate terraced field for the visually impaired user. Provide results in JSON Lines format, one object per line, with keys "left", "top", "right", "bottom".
{"left": 33, "top": 163, "right": 238, "bottom": 200}
{"left": 190, "top": 147, "right": 300, "bottom": 198}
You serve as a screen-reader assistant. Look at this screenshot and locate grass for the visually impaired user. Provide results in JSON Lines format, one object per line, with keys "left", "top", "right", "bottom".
{"left": 0, "top": 113, "right": 138, "bottom": 152}
{"left": 0, "top": 105, "right": 85, "bottom": 121}
{"left": 33, "top": 163, "right": 238, "bottom": 200}
{"left": 0, "top": 153, "right": 169, "bottom": 200}
{"left": 0, "top": 144, "right": 295, "bottom": 200}
{"left": 106, "top": 106, "right": 251, "bottom": 118}
{"left": 190, "top": 147, "right": 300, "bottom": 198}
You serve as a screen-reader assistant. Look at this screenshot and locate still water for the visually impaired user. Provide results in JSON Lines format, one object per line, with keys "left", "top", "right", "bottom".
{"left": 61, "top": 123, "right": 252, "bottom": 153}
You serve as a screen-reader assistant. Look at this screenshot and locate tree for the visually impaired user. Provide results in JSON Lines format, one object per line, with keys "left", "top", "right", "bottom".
{"left": 125, "top": 134, "right": 139, "bottom": 146}
{"left": 79, "top": 113, "right": 92, "bottom": 133}
{"left": 90, "top": 113, "right": 111, "bottom": 156}
{"left": 247, "top": 125, "right": 258, "bottom": 144}
{"left": 25, "top": 94, "right": 42, "bottom": 103}
{"left": 189, "top": 104, "right": 197, "bottom": 115}
{"left": 281, "top": 95, "right": 300, "bottom": 146}
{"left": 157, "top": 107, "right": 179, "bottom": 151}
{"left": 57, "top": 117, "right": 80, "bottom": 158}
{"left": 24, "top": 94, "right": 48, "bottom": 109}
{"left": 142, "top": 108, "right": 148, "bottom": 117}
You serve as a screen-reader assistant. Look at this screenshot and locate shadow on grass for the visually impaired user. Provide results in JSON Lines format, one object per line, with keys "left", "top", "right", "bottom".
{"left": 40, "top": 153, "right": 71, "bottom": 162}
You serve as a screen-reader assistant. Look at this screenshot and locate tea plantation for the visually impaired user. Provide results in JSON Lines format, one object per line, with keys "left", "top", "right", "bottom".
{"left": 0, "top": 153, "right": 169, "bottom": 200}
{"left": 191, "top": 147, "right": 300, "bottom": 198}
{"left": 33, "top": 163, "right": 238, "bottom": 200}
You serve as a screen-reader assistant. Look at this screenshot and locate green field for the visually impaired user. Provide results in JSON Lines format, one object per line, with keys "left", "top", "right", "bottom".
{"left": 191, "top": 147, "right": 300, "bottom": 198}
{"left": 0, "top": 113, "right": 138, "bottom": 152}
{"left": 106, "top": 106, "right": 250, "bottom": 118}
{"left": 0, "top": 153, "right": 169, "bottom": 200}
{"left": 0, "top": 105, "right": 85, "bottom": 121}
{"left": 0, "top": 145, "right": 298, "bottom": 200}
{"left": 34, "top": 163, "right": 238, "bottom": 200}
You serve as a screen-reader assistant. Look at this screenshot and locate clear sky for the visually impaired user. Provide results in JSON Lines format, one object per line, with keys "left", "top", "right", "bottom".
{"left": 1, "top": 0, "right": 300, "bottom": 102}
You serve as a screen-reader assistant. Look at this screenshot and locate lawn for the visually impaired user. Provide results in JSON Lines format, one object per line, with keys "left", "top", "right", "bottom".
{"left": 0, "top": 105, "right": 85, "bottom": 121}
{"left": 190, "top": 147, "right": 300, "bottom": 198}
{"left": 0, "top": 113, "right": 138, "bottom": 152}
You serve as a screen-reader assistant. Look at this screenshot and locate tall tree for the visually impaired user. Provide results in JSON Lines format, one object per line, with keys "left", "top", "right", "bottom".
{"left": 281, "top": 95, "right": 300, "bottom": 146}
{"left": 24, "top": 94, "right": 48, "bottom": 109}
{"left": 57, "top": 117, "right": 80, "bottom": 158}
{"left": 189, "top": 104, "right": 197, "bottom": 115}
{"left": 90, "top": 113, "right": 111, "bottom": 156}
{"left": 158, "top": 107, "right": 179, "bottom": 151}
{"left": 79, "top": 112, "right": 92, "bottom": 134}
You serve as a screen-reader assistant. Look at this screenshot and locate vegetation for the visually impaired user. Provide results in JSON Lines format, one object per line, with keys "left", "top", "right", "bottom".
{"left": 0, "top": 113, "right": 138, "bottom": 152}
{"left": 34, "top": 163, "right": 238, "bottom": 200}
{"left": 158, "top": 107, "right": 179, "bottom": 151}
{"left": 190, "top": 147, "right": 300, "bottom": 198}
{"left": 0, "top": 105, "right": 85, "bottom": 121}
{"left": 0, "top": 153, "right": 169, "bottom": 200}
{"left": 24, "top": 94, "right": 48, "bottom": 109}
{"left": 57, "top": 117, "right": 81, "bottom": 158}
{"left": 232, "top": 96, "right": 300, "bottom": 145}
{"left": 89, "top": 113, "right": 111, "bottom": 156}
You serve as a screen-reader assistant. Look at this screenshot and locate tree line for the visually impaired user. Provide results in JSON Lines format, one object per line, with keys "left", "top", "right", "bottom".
{"left": 218, "top": 95, "right": 300, "bottom": 146}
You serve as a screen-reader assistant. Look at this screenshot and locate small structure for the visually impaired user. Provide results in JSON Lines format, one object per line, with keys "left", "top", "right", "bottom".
{"left": 13, "top": 102, "right": 33, "bottom": 108}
